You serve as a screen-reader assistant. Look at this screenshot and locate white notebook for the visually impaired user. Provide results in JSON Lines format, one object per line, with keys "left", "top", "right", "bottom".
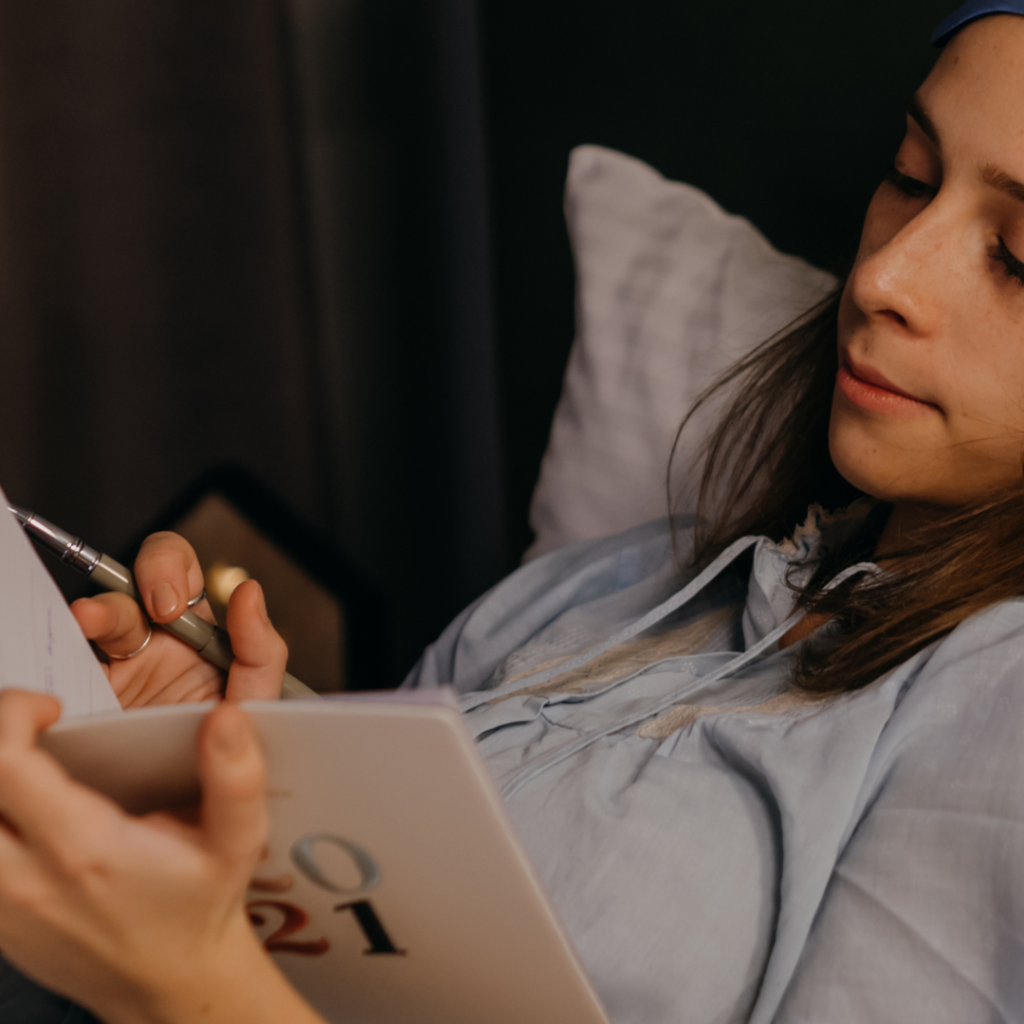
{"left": 42, "top": 693, "right": 609, "bottom": 1024}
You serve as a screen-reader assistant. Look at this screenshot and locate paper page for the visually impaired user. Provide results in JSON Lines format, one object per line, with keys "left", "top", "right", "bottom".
{"left": 0, "top": 484, "right": 120, "bottom": 716}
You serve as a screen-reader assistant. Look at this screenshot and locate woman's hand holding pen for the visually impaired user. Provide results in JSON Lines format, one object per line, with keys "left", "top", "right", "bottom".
{"left": 69, "top": 532, "right": 288, "bottom": 707}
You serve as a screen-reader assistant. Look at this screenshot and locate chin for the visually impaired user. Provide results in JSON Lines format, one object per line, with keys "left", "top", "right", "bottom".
{"left": 828, "top": 406, "right": 921, "bottom": 505}
{"left": 829, "top": 416, "right": 1019, "bottom": 508}
{"left": 829, "top": 449, "right": 894, "bottom": 503}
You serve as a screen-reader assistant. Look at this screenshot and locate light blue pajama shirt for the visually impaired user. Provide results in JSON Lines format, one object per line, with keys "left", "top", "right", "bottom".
{"left": 405, "top": 507, "right": 1024, "bottom": 1024}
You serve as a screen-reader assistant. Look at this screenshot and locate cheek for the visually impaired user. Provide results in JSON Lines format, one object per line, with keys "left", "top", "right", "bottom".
{"left": 828, "top": 378, "right": 1024, "bottom": 504}
{"left": 951, "top": 352, "right": 1024, "bottom": 458}
{"left": 941, "top": 306, "right": 1024, "bottom": 436}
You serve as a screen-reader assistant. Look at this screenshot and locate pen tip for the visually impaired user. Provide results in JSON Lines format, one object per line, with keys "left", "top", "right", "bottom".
{"left": 6, "top": 503, "right": 30, "bottom": 525}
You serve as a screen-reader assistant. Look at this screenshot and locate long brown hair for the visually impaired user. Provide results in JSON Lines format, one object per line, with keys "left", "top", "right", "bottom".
{"left": 670, "top": 283, "right": 1024, "bottom": 693}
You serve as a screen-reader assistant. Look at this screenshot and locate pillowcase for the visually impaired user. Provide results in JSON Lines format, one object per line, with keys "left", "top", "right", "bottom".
{"left": 524, "top": 145, "right": 837, "bottom": 561}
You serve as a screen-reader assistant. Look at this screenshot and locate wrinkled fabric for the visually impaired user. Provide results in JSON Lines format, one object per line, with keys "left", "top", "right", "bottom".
{"left": 405, "top": 509, "right": 1024, "bottom": 1024}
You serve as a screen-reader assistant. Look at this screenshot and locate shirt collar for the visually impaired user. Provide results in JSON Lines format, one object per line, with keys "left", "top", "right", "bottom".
{"left": 742, "top": 500, "right": 877, "bottom": 649}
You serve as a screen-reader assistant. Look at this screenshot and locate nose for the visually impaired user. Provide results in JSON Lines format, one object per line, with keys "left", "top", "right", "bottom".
{"left": 847, "top": 193, "right": 961, "bottom": 338}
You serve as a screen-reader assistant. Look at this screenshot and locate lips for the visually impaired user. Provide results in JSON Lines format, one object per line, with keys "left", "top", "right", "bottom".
{"left": 846, "top": 357, "right": 923, "bottom": 401}
{"left": 836, "top": 357, "right": 937, "bottom": 416}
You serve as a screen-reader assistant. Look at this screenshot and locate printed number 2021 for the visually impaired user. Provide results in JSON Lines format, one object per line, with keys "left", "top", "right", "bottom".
{"left": 247, "top": 834, "right": 404, "bottom": 957}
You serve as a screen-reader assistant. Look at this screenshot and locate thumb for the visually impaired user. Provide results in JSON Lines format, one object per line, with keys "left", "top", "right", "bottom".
{"left": 198, "top": 703, "right": 267, "bottom": 865}
{"left": 223, "top": 580, "right": 288, "bottom": 702}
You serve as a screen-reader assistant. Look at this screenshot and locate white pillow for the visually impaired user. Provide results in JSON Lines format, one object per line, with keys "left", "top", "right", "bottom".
{"left": 524, "top": 145, "right": 837, "bottom": 562}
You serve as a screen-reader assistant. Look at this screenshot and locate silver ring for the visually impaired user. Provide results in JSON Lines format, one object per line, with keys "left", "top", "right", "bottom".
{"left": 108, "top": 626, "right": 153, "bottom": 661}
{"left": 186, "top": 588, "right": 207, "bottom": 608}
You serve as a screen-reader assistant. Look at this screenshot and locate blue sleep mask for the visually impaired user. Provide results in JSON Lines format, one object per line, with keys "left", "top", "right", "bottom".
{"left": 933, "top": 0, "right": 1024, "bottom": 45}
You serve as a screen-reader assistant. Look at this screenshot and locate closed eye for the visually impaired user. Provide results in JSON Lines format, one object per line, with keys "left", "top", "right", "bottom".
{"left": 883, "top": 167, "right": 937, "bottom": 201}
{"left": 992, "top": 237, "right": 1024, "bottom": 287}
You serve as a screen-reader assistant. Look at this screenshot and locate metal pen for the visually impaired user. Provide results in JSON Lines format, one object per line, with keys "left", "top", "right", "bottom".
{"left": 7, "top": 504, "right": 317, "bottom": 700}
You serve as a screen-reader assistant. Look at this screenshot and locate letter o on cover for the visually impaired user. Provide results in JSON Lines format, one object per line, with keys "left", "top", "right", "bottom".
{"left": 290, "top": 833, "right": 382, "bottom": 896}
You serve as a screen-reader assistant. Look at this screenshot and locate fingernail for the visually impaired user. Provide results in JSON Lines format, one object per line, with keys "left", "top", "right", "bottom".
{"left": 152, "top": 581, "right": 179, "bottom": 618}
{"left": 255, "top": 583, "right": 270, "bottom": 622}
{"left": 212, "top": 707, "right": 248, "bottom": 760}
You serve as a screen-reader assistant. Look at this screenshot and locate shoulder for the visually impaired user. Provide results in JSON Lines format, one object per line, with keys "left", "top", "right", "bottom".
{"left": 850, "top": 596, "right": 1024, "bottom": 910}
{"left": 778, "top": 599, "right": 1024, "bottom": 1020}
{"left": 878, "top": 597, "right": 1024, "bottom": 782}
{"left": 903, "top": 595, "right": 1024, "bottom": 715}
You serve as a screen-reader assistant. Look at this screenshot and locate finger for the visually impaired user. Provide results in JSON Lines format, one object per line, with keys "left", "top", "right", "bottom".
{"left": 0, "top": 691, "right": 102, "bottom": 843}
{"left": 134, "top": 532, "right": 206, "bottom": 625}
{"left": 223, "top": 581, "right": 287, "bottom": 702}
{"left": 0, "top": 691, "right": 61, "bottom": 748}
{"left": 197, "top": 703, "right": 267, "bottom": 864}
{"left": 70, "top": 594, "right": 151, "bottom": 659}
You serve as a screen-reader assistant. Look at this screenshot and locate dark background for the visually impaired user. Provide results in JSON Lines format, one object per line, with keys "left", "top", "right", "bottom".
{"left": 0, "top": 0, "right": 952, "bottom": 686}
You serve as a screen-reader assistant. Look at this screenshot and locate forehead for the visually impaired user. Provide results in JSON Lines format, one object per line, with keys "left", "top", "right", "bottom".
{"left": 920, "top": 14, "right": 1024, "bottom": 157}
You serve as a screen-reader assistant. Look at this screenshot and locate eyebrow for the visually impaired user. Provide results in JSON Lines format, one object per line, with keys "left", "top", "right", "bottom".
{"left": 907, "top": 94, "right": 941, "bottom": 148}
{"left": 906, "top": 94, "right": 1024, "bottom": 207}
{"left": 982, "top": 165, "right": 1024, "bottom": 205}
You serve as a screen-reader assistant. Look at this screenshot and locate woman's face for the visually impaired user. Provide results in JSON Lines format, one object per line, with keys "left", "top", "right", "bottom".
{"left": 831, "top": 15, "right": 1024, "bottom": 508}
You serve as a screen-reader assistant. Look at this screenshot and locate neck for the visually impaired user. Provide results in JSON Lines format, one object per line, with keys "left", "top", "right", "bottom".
{"left": 874, "top": 502, "right": 947, "bottom": 560}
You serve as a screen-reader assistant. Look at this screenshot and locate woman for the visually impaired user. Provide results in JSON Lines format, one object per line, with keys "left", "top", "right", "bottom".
{"left": 2, "top": 3, "right": 1024, "bottom": 1022}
